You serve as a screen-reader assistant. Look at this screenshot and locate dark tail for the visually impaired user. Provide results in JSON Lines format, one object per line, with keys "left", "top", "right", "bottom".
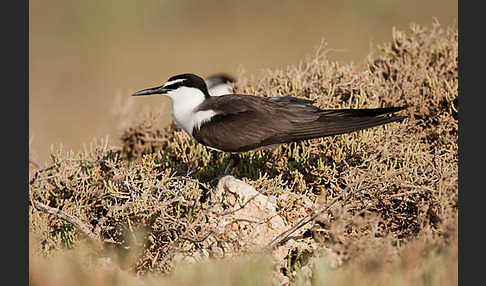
{"left": 284, "top": 106, "right": 408, "bottom": 141}
{"left": 319, "top": 106, "right": 406, "bottom": 117}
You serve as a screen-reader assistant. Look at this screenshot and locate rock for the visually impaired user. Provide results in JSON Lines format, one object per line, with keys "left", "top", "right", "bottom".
{"left": 173, "top": 175, "right": 330, "bottom": 285}
{"left": 210, "top": 176, "right": 287, "bottom": 250}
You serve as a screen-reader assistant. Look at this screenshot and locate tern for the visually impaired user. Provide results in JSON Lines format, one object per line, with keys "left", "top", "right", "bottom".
{"left": 133, "top": 73, "right": 407, "bottom": 173}
{"left": 205, "top": 74, "right": 235, "bottom": 96}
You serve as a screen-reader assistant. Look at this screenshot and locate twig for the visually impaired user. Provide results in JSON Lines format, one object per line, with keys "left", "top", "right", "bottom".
{"left": 30, "top": 197, "right": 99, "bottom": 242}
{"left": 266, "top": 182, "right": 382, "bottom": 249}
{"left": 157, "top": 196, "right": 188, "bottom": 207}
{"left": 400, "top": 183, "right": 436, "bottom": 193}
{"left": 29, "top": 162, "right": 62, "bottom": 185}
{"left": 266, "top": 191, "right": 348, "bottom": 249}
{"left": 168, "top": 176, "right": 211, "bottom": 191}
{"left": 29, "top": 158, "right": 105, "bottom": 185}
{"left": 180, "top": 230, "right": 214, "bottom": 244}
{"left": 230, "top": 213, "right": 279, "bottom": 225}
{"left": 388, "top": 190, "right": 425, "bottom": 198}
{"left": 212, "top": 193, "right": 261, "bottom": 216}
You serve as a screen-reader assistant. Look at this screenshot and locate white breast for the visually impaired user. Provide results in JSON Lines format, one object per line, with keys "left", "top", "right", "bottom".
{"left": 166, "top": 87, "right": 216, "bottom": 137}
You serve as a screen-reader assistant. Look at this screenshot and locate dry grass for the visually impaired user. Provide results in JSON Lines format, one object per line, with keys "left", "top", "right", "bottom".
{"left": 29, "top": 21, "right": 457, "bottom": 285}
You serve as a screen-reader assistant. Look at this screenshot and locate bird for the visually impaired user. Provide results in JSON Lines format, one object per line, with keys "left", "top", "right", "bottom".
{"left": 133, "top": 73, "right": 407, "bottom": 174}
{"left": 205, "top": 74, "right": 318, "bottom": 107}
{"left": 205, "top": 74, "right": 235, "bottom": 96}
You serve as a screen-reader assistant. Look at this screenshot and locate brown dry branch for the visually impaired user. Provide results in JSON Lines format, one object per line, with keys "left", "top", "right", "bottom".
{"left": 267, "top": 169, "right": 400, "bottom": 250}
{"left": 268, "top": 184, "right": 360, "bottom": 249}
{"left": 212, "top": 193, "right": 261, "bottom": 216}
{"left": 30, "top": 197, "right": 99, "bottom": 242}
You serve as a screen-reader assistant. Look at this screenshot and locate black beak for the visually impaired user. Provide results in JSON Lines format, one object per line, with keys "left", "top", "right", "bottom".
{"left": 132, "top": 86, "right": 169, "bottom": 96}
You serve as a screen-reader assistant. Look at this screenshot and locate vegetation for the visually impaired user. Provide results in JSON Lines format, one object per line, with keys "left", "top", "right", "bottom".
{"left": 29, "top": 21, "right": 457, "bottom": 285}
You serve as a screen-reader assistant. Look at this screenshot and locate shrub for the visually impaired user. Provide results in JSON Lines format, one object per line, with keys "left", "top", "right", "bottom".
{"left": 29, "top": 20, "right": 457, "bottom": 285}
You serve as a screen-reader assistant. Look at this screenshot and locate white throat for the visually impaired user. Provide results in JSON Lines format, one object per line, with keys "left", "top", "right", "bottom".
{"left": 166, "top": 87, "right": 216, "bottom": 137}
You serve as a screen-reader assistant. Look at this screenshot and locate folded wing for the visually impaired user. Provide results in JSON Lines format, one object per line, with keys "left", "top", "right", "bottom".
{"left": 193, "top": 94, "right": 406, "bottom": 152}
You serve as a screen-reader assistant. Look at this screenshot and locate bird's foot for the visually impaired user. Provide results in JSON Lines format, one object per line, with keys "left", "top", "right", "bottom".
{"left": 210, "top": 154, "right": 240, "bottom": 187}
{"left": 224, "top": 153, "right": 240, "bottom": 175}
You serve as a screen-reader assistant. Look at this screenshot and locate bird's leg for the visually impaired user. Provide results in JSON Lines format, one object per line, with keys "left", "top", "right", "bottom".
{"left": 210, "top": 153, "right": 240, "bottom": 187}
{"left": 224, "top": 153, "right": 240, "bottom": 175}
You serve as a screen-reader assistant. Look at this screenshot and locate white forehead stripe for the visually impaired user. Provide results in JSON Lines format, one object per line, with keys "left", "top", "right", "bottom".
{"left": 163, "top": 78, "right": 186, "bottom": 87}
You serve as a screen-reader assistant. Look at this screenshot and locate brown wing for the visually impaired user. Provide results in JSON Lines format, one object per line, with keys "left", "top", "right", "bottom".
{"left": 193, "top": 94, "right": 406, "bottom": 152}
{"left": 192, "top": 95, "right": 317, "bottom": 152}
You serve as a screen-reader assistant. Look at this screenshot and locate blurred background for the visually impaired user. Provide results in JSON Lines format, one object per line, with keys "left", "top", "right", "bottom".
{"left": 30, "top": 0, "right": 457, "bottom": 164}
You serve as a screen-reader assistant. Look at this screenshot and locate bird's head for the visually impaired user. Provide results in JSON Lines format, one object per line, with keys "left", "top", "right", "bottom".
{"left": 132, "top": 73, "right": 210, "bottom": 101}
